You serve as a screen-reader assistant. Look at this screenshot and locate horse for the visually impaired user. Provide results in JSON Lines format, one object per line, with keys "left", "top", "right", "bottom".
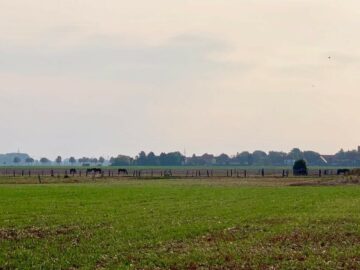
{"left": 70, "top": 168, "right": 77, "bottom": 175}
{"left": 118, "top": 169, "right": 128, "bottom": 175}
{"left": 337, "top": 169, "right": 350, "bottom": 175}
{"left": 86, "top": 168, "right": 102, "bottom": 175}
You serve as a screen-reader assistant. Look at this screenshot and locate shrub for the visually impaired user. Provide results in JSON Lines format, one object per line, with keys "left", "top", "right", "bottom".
{"left": 293, "top": 159, "right": 308, "bottom": 176}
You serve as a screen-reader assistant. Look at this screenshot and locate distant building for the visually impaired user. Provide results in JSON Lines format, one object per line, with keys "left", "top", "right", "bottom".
{"left": 320, "top": 155, "right": 335, "bottom": 165}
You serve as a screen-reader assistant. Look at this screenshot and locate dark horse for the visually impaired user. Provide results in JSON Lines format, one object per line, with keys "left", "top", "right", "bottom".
{"left": 337, "top": 169, "right": 350, "bottom": 175}
{"left": 86, "top": 168, "right": 102, "bottom": 174}
{"left": 70, "top": 168, "right": 77, "bottom": 175}
{"left": 118, "top": 169, "right": 128, "bottom": 175}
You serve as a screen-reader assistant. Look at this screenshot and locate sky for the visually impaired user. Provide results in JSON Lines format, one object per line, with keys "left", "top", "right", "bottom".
{"left": 1, "top": 0, "right": 360, "bottom": 159}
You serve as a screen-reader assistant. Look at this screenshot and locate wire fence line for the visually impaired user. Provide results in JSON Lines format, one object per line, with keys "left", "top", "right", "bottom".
{"left": 0, "top": 168, "right": 340, "bottom": 178}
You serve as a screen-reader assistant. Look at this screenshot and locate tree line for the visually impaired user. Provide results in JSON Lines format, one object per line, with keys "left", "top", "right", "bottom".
{"left": 110, "top": 148, "right": 360, "bottom": 167}
{"left": 6, "top": 147, "right": 360, "bottom": 167}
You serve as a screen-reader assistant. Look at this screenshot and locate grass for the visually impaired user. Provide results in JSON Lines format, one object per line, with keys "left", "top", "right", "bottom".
{"left": 0, "top": 177, "right": 359, "bottom": 269}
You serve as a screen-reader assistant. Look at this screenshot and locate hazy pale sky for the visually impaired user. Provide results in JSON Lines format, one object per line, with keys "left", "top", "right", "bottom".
{"left": 1, "top": 0, "right": 359, "bottom": 158}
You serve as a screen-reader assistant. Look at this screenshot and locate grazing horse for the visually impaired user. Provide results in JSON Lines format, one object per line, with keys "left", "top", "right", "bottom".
{"left": 70, "top": 168, "right": 77, "bottom": 175}
{"left": 118, "top": 169, "right": 128, "bottom": 175}
{"left": 86, "top": 168, "right": 102, "bottom": 174}
{"left": 337, "top": 169, "right": 350, "bottom": 175}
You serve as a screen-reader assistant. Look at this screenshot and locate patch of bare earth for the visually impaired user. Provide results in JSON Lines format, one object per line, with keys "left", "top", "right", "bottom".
{"left": 289, "top": 177, "right": 360, "bottom": 187}
{"left": 241, "top": 227, "right": 360, "bottom": 269}
{"left": 129, "top": 220, "right": 360, "bottom": 270}
{"left": 0, "top": 225, "right": 79, "bottom": 241}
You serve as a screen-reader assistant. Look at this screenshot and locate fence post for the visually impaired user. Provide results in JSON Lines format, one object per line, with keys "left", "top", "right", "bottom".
{"left": 244, "top": 170, "right": 247, "bottom": 178}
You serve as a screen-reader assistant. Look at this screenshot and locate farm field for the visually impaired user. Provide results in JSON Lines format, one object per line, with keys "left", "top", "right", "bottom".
{"left": 0, "top": 177, "right": 360, "bottom": 269}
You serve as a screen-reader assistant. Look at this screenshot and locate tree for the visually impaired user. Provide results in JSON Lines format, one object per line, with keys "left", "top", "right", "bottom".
{"left": 186, "top": 154, "right": 201, "bottom": 166}
{"left": 293, "top": 159, "right": 308, "bottom": 176}
{"left": 110, "top": 155, "right": 132, "bottom": 166}
{"left": 333, "top": 149, "right": 360, "bottom": 166}
{"left": 252, "top": 151, "right": 268, "bottom": 165}
{"left": 268, "top": 151, "right": 286, "bottom": 165}
{"left": 234, "top": 152, "right": 253, "bottom": 165}
{"left": 158, "top": 152, "right": 185, "bottom": 166}
{"left": 146, "top": 152, "right": 159, "bottom": 166}
{"left": 40, "top": 157, "right": 50, "bottom": 164}
{"left": 98, "top": 157, "right": 105, "bottom": 164}
{"left": 55, "top": 156, "right": 62, "bottom": 165}
{"left": 78, "top": 157, "right": 90, "bottom": 165}
{"left": 136, "top": 151, "right": 147, "bottom": 165}
{"left": 216, "top": 154, "right": 230, "bottom": 165}
{"left": 90, "top": 158, "right": 98, "bottom": 164}
{"left": 13, "top": 157, "right": 21, "bottom": 164}
{"left": 25, "top": 157, "right": 34, "bottom": 165}
{"left": 69, "top": 157, "right": 76, "bottom": 165}
{"left": 288, "top": 148, "right": 303, "bottom": 161}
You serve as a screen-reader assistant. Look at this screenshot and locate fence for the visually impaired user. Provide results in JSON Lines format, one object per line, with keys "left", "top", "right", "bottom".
{"left": 0, "top": 168, "right": 341, "bottom": 178}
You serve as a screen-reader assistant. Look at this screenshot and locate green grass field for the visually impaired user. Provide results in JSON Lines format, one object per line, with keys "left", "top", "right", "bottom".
{"left": 0, "top": 177, "right": 359, "bottom": 269}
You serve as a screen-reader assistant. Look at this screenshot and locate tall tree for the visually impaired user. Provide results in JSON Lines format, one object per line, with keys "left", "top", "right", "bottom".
{"left": 288, "top": 148, "right": 303, "bottom": 160}
{"left": 110, "top": 155, "right": 132, "bottom": 166}
{"left": 146, "top": 152, "right": 158, "bottom": 166}
{"left": 158, "top": 152, "right": 184, "bottom": 166}
{"left": 136, "top": 151, "right": 147, "bottom": 165}
{"left": 78, "top": 157, "right": 90, "bottom": 164}
{"left": 69, "top": 157, "right": 76, "bottom": 165}
{"left": 216, "top": 154, "right": 230, "bottom": 165}
{"left": 25, "top": 157, "right": 34, "bottom": 165}
{"left": 55, "top": 156, "right": 62, "bottom": 165}
{"left": 268, "top": 151, "right": 286, "bottom": 165}
{"left": 234, "top": 152, "right": 253, "bottom": 165}
{"left": 40, "top": 157, "right": 50, "bottom": 164}
{"left": 252, "top": 151, "right": 268, "bottom": 165}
